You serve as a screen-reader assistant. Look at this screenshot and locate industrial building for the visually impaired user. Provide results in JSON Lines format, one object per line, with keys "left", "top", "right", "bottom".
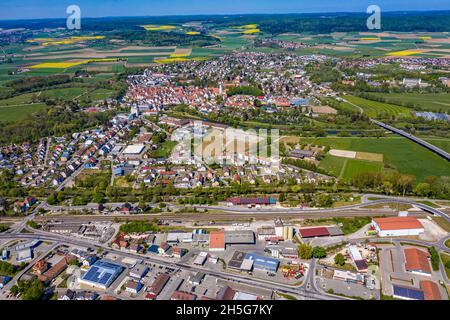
{"left": 274, "top": 218, "right": 294, "bottom": 240}
{"left": 79, "top": 260, "right": 124, "bottom": 290}
{"left": 209, "top": 230, "right": 225, "bottom": 251}
{"left": 146, "top": 274, "right": 170, "bottom": 299}
{"left": 194, "top": 252, "right": 209, "bottom": 265}
{"left": 209, "top": 229, "right": 255, "bottom": 251}
{"left": 228, "top": 251, "right": 280, "bottom": 273}
{"left": 393, "top": 281, "right": 442, "bottom": 300}
{"left": 224, "top": 230, "right": 255, "bottom": 246}
{"left": 393, "top": 285, "right": 425, "bottom": 300}
{"left": 298, "top": 227, "right": 330, "bottom": 238}
{"left": 122, "top": 144, "right": 145, "bottom": 159}
{"left": 371, "top": 217, "right": 424, "bottom": 237}
{"left": 226, "top": 197, "right": 276, "bottom": 206}
{"left": 404, "top": 248, "right": 431, "bottom": 276}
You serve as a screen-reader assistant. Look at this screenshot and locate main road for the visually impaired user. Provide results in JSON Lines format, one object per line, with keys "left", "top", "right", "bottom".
{"left": 0, "top": 231, "right": 344, "bottom": 301}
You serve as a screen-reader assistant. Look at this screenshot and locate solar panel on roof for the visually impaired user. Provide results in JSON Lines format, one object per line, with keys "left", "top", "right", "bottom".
{"left": 393, "top": 286, "right": 424, "bottom": 300}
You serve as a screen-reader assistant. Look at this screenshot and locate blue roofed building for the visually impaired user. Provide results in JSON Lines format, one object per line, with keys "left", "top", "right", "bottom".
{"left": 290, "top": 98, "right": 310, "bottom": 107}
{"left": 79, "top": 260, "right": 124, "bottom": 290}
{"left": 148, "top": 245, "right": 159, "bottom": 254}
{"left": 393, "top": 285, "right": 424, "bottom": 300}
{"left": 244, "top": 253, "right": 280, "bottom": 273}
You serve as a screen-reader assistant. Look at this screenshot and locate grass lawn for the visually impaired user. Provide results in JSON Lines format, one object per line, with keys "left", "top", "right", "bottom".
{"left": 299, "top": 136, "right": 450, "bottom": 181}
{"left": 277, "top": 293, "right": 298, "bottom": 300}
{"left": 445, "top": 239, "right": 450, "bottom": 249}
{"left": 423, "top": 138, "right": 450, "bottom": 153}
{"left": 150, "top": 140, "right": 177, "bottom": 158}
{"left": 341, "top": 158, "right": 383, "bottom": 181}
{"left": 431, "top": 217, "right": 450, "bottom": 233}
{"left": 342, "top": 95, "right": 412, "bottom": 118}
{"left": 303, "top": 216, "right": 371, "bottom": 235}
{"left": 440, "top": 253, "right": 450, "bottom": 279}
{"left": 318, "top": 155, "right": 347, "bottom": 176}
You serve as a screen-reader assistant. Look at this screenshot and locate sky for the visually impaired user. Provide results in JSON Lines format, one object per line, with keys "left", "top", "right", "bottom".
{"left": 1, "top": 0, "right": 449, "bottom": 20}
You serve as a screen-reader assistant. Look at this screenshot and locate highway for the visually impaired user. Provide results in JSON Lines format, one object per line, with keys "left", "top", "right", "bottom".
{"left": 370, "top": 119, "right": 450, "bottom": 161}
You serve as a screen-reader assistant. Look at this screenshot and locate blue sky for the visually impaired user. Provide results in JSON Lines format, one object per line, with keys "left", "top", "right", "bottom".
{"left": 1, "top": 0, "right": 449, "bottom": 20}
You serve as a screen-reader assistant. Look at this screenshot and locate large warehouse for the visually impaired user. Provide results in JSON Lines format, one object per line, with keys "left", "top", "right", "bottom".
{"left": 371, "top": 217, "right": 424, "bottom": 237}
{"left": 404, "top": 248, "right": 431, "bottom": 276}
{"left": 79, "top": 260, "right": 124, "bottom": 290}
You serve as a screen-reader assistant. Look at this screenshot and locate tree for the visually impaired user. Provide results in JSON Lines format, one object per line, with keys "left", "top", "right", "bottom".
{"left": 334, "top": 253, "right": 345, "bottom": 266}
{"left": 92, "top": 192, "right": 105, "bottom": 204}
{"left": 46, "top": 194, "right": 56, "bottom": 205}
{"left": 316, "top": 194, "right": 333, "bottom": 207}
{"left": 298, "top": 243, "right": 313, "bottom": 259}
{"left": 17, "top": 278, "right": 45, "bottom": 300}
{"left": 312, "top": 246, "right": 327, "bottom": 259}
{"left": 413, "top": 183, "right": 431, "bottom": 197}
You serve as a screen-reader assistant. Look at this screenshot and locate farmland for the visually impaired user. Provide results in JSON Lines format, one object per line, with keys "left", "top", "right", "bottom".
{"left": 298, "top": 136, "right": 450, "bottom": 181}
{"left": 341, "top": 95, "right": 412, "bottom": 118}
{"left": 360, "top": 93, "right": 450, "bottom": 113}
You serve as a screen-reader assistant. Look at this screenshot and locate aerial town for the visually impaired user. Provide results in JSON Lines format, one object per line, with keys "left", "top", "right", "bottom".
{"left": 0, "top": 2, "right": 449, "bottom": 308}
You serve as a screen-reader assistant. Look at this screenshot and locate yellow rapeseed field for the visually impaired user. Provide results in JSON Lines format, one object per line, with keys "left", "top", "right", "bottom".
{"left": 155, "top": 57, "right": 209, "bottom": 64}
{"left": 170, "top": 53, "right": 190, "bottom": 58}
{"left": 141, "top": 25, "right": 176, "bottom": 31}
{"left": 360, "top": 37, "right": 381, "bottom": 41}
{"left": 242, "top": 28, "right": 261, "bottom": 34}
{"left": 186, "top": 31, "right": 200, "bottom": 35}
{"left": 233, "top": 24, "right": 258, "bottom": 29}
{"left": 387, "top": 50, "right": 421, "bottom": 56}
{"left": 30, "top": 60, "right": 89, "bottom": 69}
{"left": 30, "top": 57, "right": 118, "bottom": 69}
{"left": 28, "top": 35, "right": 105, "bottom": 46}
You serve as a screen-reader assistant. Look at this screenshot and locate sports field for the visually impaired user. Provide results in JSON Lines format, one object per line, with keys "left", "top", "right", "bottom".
{"left": 299, "top": 136, "right": 450, "bottom": 181}
{"left": 342, "top": 95, "right": 412, "bottom": 118}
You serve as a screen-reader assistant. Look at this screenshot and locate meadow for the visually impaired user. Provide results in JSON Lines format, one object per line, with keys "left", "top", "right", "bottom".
{"left": 299, "top": 136, "right": 450, "bottom": 181}
{"left": 0, "top": 103, "right": 48, "bottom": 122}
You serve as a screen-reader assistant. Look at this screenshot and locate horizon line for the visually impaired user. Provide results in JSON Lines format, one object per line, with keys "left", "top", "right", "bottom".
{"left": 1, "top": 9, "right": 449, "bottom": 22}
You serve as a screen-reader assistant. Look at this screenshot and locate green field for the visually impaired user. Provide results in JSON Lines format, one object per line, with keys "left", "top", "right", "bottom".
{"left": 150, "top": 140, "right": 178, "bottom": 158}
{"left": 319, "top": 154, "right": 383, "bottom": 180}
{"left": 300, "top": 136, "right": 450, "bottom": 181}
{"left": 423, "top": 138, "right": 450, "bottom": 153}
{"left": 364, "top": 93, "right": 450, "bottom": 113}
{"left": 342, "top": 96, "right": 413, "bottom": 118}
{"left": 0, "top": 103, "right": 48, "bottom": 122}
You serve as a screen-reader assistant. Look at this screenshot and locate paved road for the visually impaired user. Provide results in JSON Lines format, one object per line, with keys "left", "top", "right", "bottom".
{"left": 0, "top": 231, "right": 344, "bottom": 301}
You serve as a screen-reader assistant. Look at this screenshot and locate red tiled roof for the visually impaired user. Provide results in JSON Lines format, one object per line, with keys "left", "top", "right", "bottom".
{"left": 404, "top": 248, "right": 431, "bottom": 274}
{"left": 420, "top": 280, "right": 442, "bottom": 300}
{"left": 171, "top": 291, "right": 196, "bottom": 300}
{"left": 209, "top": 229, "right": 225, "bottom": 250}
{"left": 299, "top": 227, "right": 330, "bottom": 238}
{"left": 373, "top": 217, "right": 423, "bottom": 231}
